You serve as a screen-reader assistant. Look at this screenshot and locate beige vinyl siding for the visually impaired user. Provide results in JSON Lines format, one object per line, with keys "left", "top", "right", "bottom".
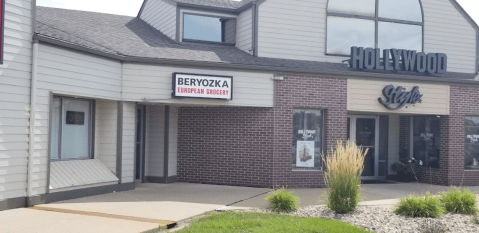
{"left": 37, "top": 44, "right": 122, "bottom": 100}
{"left": 347, "top": 79, "right": 450, "bottom": 115}
{"left": 122, "top": 64, "right": 275, "bottom": 107}
{"left": 139, "top": 0, "right": 177, "bottom": 40}
{"left": 35, "top": 43, "right": 122, "bottom": 195}
{"left": 257, "top": 0, "right": 477, "bottom": 72}
{"left": 0, "top": 0, "right": 33, "bottom": 200}
{"left": 96, "top": 100, "right": 118, "bottom": 174}
{"left": 422, "top": 0, "right": 476, "bottom": 73}
{"left": 49, "top": 160, "right": 118, "bottom": 192}
{"left": 236, "top": 7, "right": 253, "bottom": 54}
{"left": 168, "top": 106, "right": 178, "bottom": 177}
{"left": 224, "top": 19, "right": 236, "bottom": 44}
{"left": 145, "top": 105, "right": 165, "bottom": 177}
{"left": 388, "top": 115, "right": 400, "bottom": 175}
{"left": 121, "top": 102, "right": 135, "bottom": 183}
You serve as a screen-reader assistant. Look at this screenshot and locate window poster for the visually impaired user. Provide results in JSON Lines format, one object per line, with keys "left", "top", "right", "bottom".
{"left": 296, "top": 141, "right": 315, "bottom": 168}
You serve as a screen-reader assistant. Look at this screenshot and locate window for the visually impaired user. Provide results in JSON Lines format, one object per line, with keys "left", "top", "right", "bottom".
{"left": 465, "top": 117, "right": 479, "bottom": 170}
{"left": 292, "top": 109, "right": 324, "bottom": 171}
{"left": 50, "top": 97, "right": 94, "bottom": 160}
{"left": 411, "top": 116, "right": 440, "bottom": 169}
{"left": 183, "top": 14, "right": 236, "bottom": 43}
{"left": 327, "top": 0, "right": 423, "bottom": 55}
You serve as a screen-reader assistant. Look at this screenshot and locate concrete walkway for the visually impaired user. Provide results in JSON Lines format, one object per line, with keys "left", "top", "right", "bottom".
{"left": 2, "top": 182, "right": 479, "bottom": 233}
{"left": 230, "top": 182, "right": 479, "bottom": 209}
{"left": 0, "top": 183, "right": 270, "bottom": 233}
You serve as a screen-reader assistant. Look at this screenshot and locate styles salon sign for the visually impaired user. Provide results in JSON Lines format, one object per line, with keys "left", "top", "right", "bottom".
{"left": 172, "top": 73, "right": 233, "bottom": 100}
{"left": 349, "top": 47, "right": 447, "bottom": 74}
{"left": 378, "top": 85, "right": 423, "bottom": 110}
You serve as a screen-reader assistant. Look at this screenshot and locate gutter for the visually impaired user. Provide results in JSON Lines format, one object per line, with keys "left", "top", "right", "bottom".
{"left": 27, "top": 0, "right": 38, "bottom": 206}
{"left": 27, "top": 40, "right": 39, "bottom": 205}
{"left": 33, "top": 34, "right": 479, "bottom": 86}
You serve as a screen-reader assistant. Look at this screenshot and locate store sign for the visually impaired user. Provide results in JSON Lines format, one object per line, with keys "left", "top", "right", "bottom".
{"left": 66, "top": 111, "right": 85, "bottom": 125}
{"left": 0, "top": 0, "right": 4, "bottom": 64}
{"left": 378, "top": 85, "right": 423, "bottom": 110}
{"left": 172, "top": 73, "right": 233, "bottom": 100}
{"left": 349, "top": 47, "right": 447, "bottom": 74}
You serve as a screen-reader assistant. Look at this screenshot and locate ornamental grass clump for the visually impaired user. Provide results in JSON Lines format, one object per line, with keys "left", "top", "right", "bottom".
{"left": 394, "top": 192, "right": 444, "bottom": 218}
{"left": 322, "top": 140, "right": 367, "bottom": 214}
{"left": 440, "top": 187, "right": 478, "bottom": 215}
{"left": 265, "top": 188, "right": 300, "bottom": 213}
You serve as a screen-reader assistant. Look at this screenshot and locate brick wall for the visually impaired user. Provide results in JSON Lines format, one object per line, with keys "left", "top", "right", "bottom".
{"left": 177, "top": 75, "right": 347, "bottom": 188}
{"left": 273, "top": 75, "right": 347, "bottom": 188}
{"left": 443, "top": 86, "right": 479, "bottom": 186}
{"left": 177, "top": 107, "right": 275, "bottom": 188}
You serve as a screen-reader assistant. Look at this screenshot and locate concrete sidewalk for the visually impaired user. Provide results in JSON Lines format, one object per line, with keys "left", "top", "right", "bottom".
{"left": 0, "top": 183, "right": 270, "bottom": 233}
{"left": 230, "top": 182, "right": 479, "bottom": 208}
{"left": 2, "top": 182, "right": 479, "bottom": 233}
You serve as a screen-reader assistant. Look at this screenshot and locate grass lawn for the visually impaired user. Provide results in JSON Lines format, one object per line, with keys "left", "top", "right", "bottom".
{"left": 173, "top": 212, "right": 370, "bottom": 233}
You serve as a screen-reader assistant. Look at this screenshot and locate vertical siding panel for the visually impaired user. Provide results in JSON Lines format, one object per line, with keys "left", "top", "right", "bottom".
{"left": 146, "top": 105, "right": 165, "bottom": 177}
{"left": 236, "top": 7, "right": 253, "bottom": 54}
{"left": 0, "top": 0, "right": 33, "bottom": 200}
{"left": 139, "top": 0, "right": 177, "bottom": 40}
{"left": 121, "top": 102, "right": 136, "bottom": 183}
{"left": 168, "top": 106, "right": 178, "bottom": 177}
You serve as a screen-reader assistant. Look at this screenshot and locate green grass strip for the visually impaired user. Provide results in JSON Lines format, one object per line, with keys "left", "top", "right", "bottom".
{"left": 175, "top": 212, "right": 370, "bottom": 233}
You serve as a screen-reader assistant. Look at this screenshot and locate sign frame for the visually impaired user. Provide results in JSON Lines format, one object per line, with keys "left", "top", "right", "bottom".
{"left": 172, "top": 72, "right": 234, "bottom": 100}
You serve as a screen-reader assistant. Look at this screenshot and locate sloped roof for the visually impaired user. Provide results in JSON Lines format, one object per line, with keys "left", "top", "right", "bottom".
{"left": 35, "top": 6, "right": 478, "bottom": 84}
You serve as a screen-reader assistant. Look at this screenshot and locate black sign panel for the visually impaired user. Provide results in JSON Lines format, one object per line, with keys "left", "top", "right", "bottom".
{"left": 378, "top": 85, "right": 423, "bottom": 110}
{"left": 349, "top": 47, "right": 447, "bottom": 74}
{"left": 66, "top": 111, "right": 85, "bottom": 125}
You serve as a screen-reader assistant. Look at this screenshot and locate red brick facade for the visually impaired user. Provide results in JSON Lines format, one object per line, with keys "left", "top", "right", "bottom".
{"left": 177, "top": 77, "right": 479, "bottom": 188}
{"left": 177, "top": 75, "right": 347, "bottom": 188}
{"left": 441, "top": 86, "right": 479, "bottom": 186}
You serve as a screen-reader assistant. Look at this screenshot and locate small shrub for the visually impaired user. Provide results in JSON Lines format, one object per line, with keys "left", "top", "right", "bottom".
{"left": 322, "top": 140, "right": 367, "bottom": 214}
{"left": 440, "top": 187, "right": 478, "bottom": 215}
{"left": 265, "top": 188, "right": 300, "bottom": 213}
{"left": 394, "top": 192, "right": 444, "bottom": 218}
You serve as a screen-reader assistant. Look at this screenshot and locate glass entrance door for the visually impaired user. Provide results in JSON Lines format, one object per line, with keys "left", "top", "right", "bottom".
{"left": 135, "top": 105, "right": 146, "bottom": 183}
{"left": 348, "top": 116, "right": 381, "bottom": 179}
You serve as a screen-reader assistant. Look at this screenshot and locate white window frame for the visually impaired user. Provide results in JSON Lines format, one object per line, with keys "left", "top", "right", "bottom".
{"left": 180, "top": 9, "right": 237, "bottom": 43}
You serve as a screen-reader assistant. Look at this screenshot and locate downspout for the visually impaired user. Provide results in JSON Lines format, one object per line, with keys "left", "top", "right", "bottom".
{"left": 27, "top": 0, "right": 38, "bottom": 205}
{"left": 252, "top": 1, "right": 258, "bottom": 57}
{"left": 27, "top": 40, "right": 39, "bottom": 204}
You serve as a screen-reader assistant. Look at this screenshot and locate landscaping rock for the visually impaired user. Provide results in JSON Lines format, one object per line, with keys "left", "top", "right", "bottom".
{"left": 246, "top": 206, "right": 479, "bottom": 233}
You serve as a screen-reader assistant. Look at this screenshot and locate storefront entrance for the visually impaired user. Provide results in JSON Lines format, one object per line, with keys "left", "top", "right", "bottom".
{"left": 348, "top": 115, "right": 385, "bottom": 180}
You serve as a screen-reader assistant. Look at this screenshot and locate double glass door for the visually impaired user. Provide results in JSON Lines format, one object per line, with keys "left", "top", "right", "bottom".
{"left": 348, "top": 116, "right": 382, "bottom": 179}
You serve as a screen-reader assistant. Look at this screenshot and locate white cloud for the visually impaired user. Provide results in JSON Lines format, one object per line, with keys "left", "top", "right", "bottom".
{"left": 37, "top": 0, "right": 144, "bottom": 17}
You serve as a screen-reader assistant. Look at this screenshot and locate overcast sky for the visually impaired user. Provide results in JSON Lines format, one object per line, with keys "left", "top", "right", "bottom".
{"left": 37, "top": 0, "right": 479, "bottom": 23}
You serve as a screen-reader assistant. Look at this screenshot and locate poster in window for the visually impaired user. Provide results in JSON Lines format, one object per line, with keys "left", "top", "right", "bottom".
{"left": 66, "top": 111, "right": 85, "bottom": 125}
{"left": 296, "top": 141, "right": 315, "bottom": 168}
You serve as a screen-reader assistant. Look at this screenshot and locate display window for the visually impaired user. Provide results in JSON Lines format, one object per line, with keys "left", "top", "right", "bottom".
{"left": 50, "top": 97, "right": 94, "bottom": 161}
{"left": 292, "top": 109, "right": 324, "bottom": 171}
{"left": 465, "top": 116, "right": 479, "bottom": 170}
{"left": 411, "top": 116, "right": 440, "bottom": 169}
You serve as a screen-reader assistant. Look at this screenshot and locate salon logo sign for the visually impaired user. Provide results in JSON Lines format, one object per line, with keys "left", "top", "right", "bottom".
{"left": 378, "top": 85, "right": 423, "bottom": 110}
{"left": 172, "top": 73, "right": 233, "bottom": 100}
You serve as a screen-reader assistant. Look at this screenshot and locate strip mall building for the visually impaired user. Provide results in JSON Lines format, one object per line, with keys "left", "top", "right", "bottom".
{"left": 1, "top": 0, "right": 479, "bottom": 210}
